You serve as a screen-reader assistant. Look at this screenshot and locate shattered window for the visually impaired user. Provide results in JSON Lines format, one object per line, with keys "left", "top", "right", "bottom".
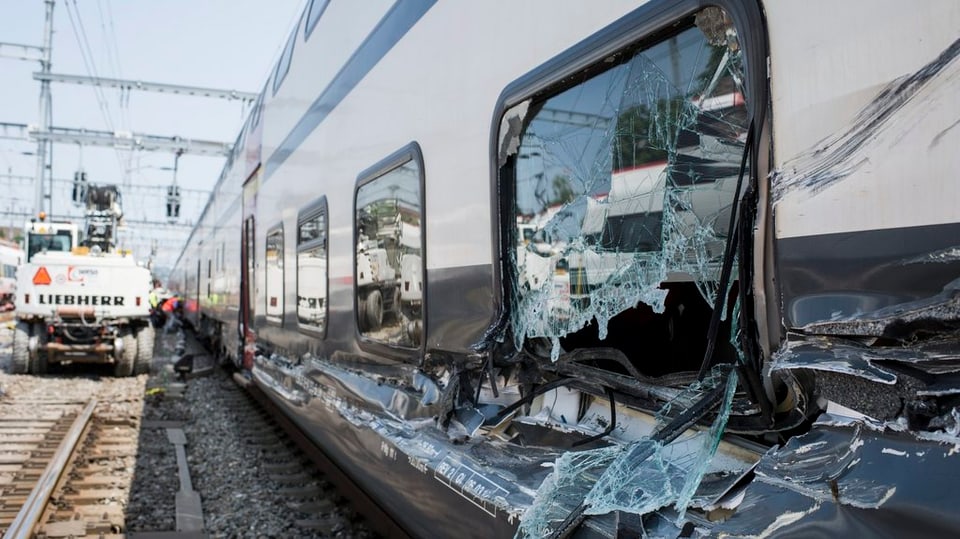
{"left": 506, "top": 8, "right": 749, "bottom": 366}
{"left": 265, "top": 226, "right": 284, "bottom": 323}
{"left": 297, "top": 198, "right": 328, "bottom": 335}
{"left": 355, "top": 155, "right": 424, "bottom": 348}
{"left": 518, "top": 368, "right": 740, "bottom": 536}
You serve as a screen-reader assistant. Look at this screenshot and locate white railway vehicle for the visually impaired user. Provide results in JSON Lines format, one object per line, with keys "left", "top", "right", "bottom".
{"left": 171, "top": 1, "right": 960, "bottom": 536}
{"left": 12, "top": 186, "right": 154, "bottom": 376}
{"left": 0, "top": 241, "right": 24, "bottom": 311}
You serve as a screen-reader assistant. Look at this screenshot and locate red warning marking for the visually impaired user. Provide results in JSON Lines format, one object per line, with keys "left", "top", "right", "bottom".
{"left": 33, "top": 267, "right": 52, "bottom": 285}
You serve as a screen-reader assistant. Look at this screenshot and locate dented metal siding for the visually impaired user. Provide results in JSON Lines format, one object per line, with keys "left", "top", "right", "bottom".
{"left": 768, "top": 1, "right": 960, "bottom": 329}
{"left": 213, "top": 1, "right": 960, "bottom": 538}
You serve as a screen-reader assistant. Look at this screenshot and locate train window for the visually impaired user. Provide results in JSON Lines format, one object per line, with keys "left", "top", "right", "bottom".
{"left": 354, "top": 144, "right": 424, "bottom": 350}
{"left": 250, "top": 91, "right": 264, "bottom": 130}
{"left": 272, "top": 25, "right": 298, "bottom": 96}
{"left": 265, "top": 226, "right": 284, "bottom": 324}
{"left": 296, "top": 197, "right": 328, "bottom": 336}
{"left": 304, "top": 0, "right": 330, "bottom": 40}
{"left": 503, "top": 7, "right": 750, "bottom": 373}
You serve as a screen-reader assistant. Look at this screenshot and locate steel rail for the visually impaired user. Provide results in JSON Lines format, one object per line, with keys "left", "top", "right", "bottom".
{"left": 235, "top": 374, "right": 411, "bottom": 538}
{"left": 4, "top": 399, "right": 97, "bottom": 539}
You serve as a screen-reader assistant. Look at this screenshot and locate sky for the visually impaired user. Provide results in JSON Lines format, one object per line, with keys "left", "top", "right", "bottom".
{"left": 0, "top": 0, "right": 305, "bottom": 276}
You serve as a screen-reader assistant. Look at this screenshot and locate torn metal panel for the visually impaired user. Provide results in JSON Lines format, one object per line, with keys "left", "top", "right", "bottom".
{"left": 798, "top": 277, "right": 960, "bottom": 339}
{"left": 772, "top": 35, "right": 960, "bottom": 331}
{"left": 902, "top": 246, "right": 960, "bottom": 265}
{"left": 711, "top": 421, "right": 960, "bottom": 538}
{"left": 770, "top": 332, "right": 960, "bottom": 426}
{"left": 771, "top": 335, "right": 960, "bottom": 385}
{"left": 253, "top": 354, "right": 552, "bottom": 519}
{"left": 253, "top": 351, "right": 767, "bottom": 537}
{"left": 771, "top": 338, "right": 900, "bottom": 385}
{"left": 516, "top": 369, "right": 744, "bottom": 537}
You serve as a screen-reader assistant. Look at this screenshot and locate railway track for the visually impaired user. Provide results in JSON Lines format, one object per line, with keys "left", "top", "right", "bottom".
{"left": 0, "top": 322, "right": 398, "bottom": 537}
{"left": 0, "top": 376, "right": 144, "bottom": 538}
{"left": 231, "top": 374, "right": 406, "bottom": 538}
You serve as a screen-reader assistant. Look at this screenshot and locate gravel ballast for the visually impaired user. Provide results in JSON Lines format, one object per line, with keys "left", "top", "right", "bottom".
{"left": 1, "top": 321, "right": 375, "bottom": 538}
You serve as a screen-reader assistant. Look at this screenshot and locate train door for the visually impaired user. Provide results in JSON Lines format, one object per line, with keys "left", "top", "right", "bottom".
{"left": 240, "top": 168, "right": 260, "bottom": 369}
{"left": 240, "top": 216, "right": 255, "bottom": 359}
{"left": 195, "top": 259, "right": 201, "bottom": 315}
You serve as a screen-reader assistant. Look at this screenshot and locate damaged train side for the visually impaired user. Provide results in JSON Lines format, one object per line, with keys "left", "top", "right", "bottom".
{"left": 170, "top": 0, "right": 960, "bottom": 536}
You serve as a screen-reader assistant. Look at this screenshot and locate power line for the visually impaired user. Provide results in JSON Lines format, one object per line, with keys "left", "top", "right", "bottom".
{"left": 63, "top": 1, "right": 115, "bottom": 134}
{"left": 0, "top": 122, "right": 233, "bottom": 156}
{"left": 64, "top": 0, "right": 132, "bottom": 181}
{"left": 0, "top": 42, "right": 44, "bottom": 62}
{"left": 33, "top": 72, "right": 258, "bottom": 102}
{"left": 97, "top": 0, "right": 127, "bottom": 131}
{"left": 0, "top": 174, "right": 211, "bottom": 197}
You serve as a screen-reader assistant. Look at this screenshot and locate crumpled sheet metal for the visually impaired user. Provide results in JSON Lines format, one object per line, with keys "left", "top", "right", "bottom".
{"left": 711, "top": 421, "right": 960, "bottom": 538}
{"left": 252, "top": 354, "right": 555, "bottom": 523}
{"left": 798, "top": 277, "right": 960, "bottom": 339}
{"left": 770, "top": 333, "right": 960, "bottom": 386}
{"left": 517, "top": 370, "right": 740, "bottom": 537}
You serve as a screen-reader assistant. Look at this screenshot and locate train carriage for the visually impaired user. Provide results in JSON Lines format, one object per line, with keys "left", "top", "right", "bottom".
{"left": 0, "top": 241, "right": 23, "bottom": 311}
{"left": 171, "top": 0, "right": 960, "bottom": 536}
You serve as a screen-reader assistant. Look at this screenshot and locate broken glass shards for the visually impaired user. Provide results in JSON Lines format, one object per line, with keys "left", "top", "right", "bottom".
{"left": 516, "top": 368, "right": 740, "bottom": 538}
{"left": 507, "top": 7, "right": 750, "bottom": 363}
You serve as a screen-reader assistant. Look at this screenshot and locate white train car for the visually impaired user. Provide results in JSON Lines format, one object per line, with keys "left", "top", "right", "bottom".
{"left": 0, "top": 241, "right": 23, "bottom": 310}
{"left": 172, "top": 1, "right": 960, "bottom": 536}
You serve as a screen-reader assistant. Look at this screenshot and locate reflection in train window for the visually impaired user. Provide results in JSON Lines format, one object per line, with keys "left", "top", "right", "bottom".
{"left": 507, "top": 7, "right": 750, "bottom": 366}
{"left": 297, "top": 198, "right": 328, "bottom": 336}
{"left": 354, "top": 154, "right": 423, "bottom": 348}
{"left": 265, "top": 226, "right": 284, "bottom": 324}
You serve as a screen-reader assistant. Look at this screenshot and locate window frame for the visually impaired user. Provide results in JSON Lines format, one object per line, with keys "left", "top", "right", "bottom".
{"left": 488, "top": 0, "right": 768, "bottom": 353}
{"left": 272, "top": 11, "right": 304, "bottom": 96}
{"left": 249, "top": 91, "right": 265, "bottom": 130}
{"left": 296, "top": 195, "right": 329, "bottom": 338}
{"left": 352, "top": 142, "right": 427, "bottom": 362}
{"left": 303, "top": 0, "right": 331, "bottom": 40}
{"left": 264, "top": 223, "right": 285, "bottom": 326}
